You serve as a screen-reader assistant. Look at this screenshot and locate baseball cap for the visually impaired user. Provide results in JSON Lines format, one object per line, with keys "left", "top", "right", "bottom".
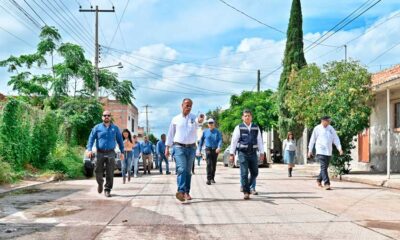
{"left": 207, "top": 118, "right": 215, "bottom": 124}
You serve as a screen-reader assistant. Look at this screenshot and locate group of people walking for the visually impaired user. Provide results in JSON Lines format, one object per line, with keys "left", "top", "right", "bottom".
{"left": 87, "top": 99, "right": 343, "bottom": 200}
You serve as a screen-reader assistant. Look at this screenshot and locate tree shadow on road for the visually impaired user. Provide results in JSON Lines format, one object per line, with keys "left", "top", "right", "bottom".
{"left": 186, "top": 195, "right": 322, "bottom": 205}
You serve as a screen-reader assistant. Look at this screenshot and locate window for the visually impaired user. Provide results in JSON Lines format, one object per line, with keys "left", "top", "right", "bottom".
{"left": 395, "top": 102, "right": 400, "bottom": 130}
{"left": 131, "top": 118, "right": 135, "bottom": 133}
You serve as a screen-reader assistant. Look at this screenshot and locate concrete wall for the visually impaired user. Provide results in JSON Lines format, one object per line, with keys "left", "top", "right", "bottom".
{"left": 350, "top": 90, "right": 400, "bottom": 173}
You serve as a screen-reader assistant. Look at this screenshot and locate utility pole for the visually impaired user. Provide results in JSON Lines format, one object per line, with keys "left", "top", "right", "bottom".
{"left": 344, "top": 44, "right": 347, "bottom": 63}
{"left": 80, "top": 5, "right": 115, "bottom": 99}
{"left": 142, "top": 105, "right": 152, "bottom": 135}
{"left": 257, "top": 69, "right": 261, "bottom": 92}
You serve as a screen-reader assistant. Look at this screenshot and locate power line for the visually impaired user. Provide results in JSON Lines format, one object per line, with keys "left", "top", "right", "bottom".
{"left": 135, "top": 85, "right": 231, "bottom": 96}
{"left": 367, "top": 41, "right": 400, "bottom": 65}
{"left": 9, "top": 0, "right": 42, "bottom": 29}
{"left": 107, "top": 0, "right": 129, "bottom": 51}
{"left": 305, "top": 0, "right": 382, "bottom": 53}
{"left": 56, "top": 0, "right": 94, "bottom": 42}
{"left": 0, "top": 25, "right": 35, "bottom": 47}
{"left": 42, "top": 0, "right": 93, "bottom": 46}
{"left": 217, "top": 0, "right": 339, "bottom": 48}
{"left": 0, "top": 3, "right": 39, "bottom": 35}
{"left": 22, "top": 0, "right": 47, "bottom": 26}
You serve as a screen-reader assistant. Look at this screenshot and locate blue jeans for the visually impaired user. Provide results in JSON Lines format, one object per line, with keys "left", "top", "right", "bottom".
{"left": 317, "top": 155, "right": 331, "bottom": 185}
{"left": 159, "top": 154, "right": 170, "bottom": 173}
{"left": 122, "top": 151, "right": 133, "bottom": 177}
{"left": 154, "top": 153, "right": 159, "bottom": 169}
{"left": 238, "top": 151, "right": 258, "bottom": 194}
{"left": 196, "top": 156, "right": 202, "bottom": 166}
{"left": 174, "top": 146, "right": 196, "bottom": 193}
{"left": 132, "top": 156, "right": 139, "bottom": 176}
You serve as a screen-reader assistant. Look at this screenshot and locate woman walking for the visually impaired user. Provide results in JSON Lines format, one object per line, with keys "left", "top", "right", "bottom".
{"left": 122, "top": 129, "right": 134, "bottom": 183}
{"left": 283, "top": 132, "right": 296, "bottom": 177}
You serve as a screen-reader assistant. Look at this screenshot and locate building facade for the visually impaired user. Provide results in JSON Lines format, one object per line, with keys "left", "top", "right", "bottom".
{"left": 350, "top": 65, "right": 400, "bottom": 174}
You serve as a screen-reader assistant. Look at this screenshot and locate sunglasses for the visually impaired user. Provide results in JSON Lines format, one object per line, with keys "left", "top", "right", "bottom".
{"left": 103, "top": 114, "right": 111, "bottom": 117}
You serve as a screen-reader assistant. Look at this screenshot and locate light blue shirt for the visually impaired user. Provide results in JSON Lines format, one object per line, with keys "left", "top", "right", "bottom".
{"left": 87, "top": 123, "right": 124, "bottom": 152}
{"left": 141, "top": 141, "right": 154, "bottom": 155}
{"left": 133, "top": 142, "right": 141, "bottom": 158}
{"left": 156, "top": 140, "right": 166, "bottom": 157}
{"left": 198, "top": 128, "right": 223, "bottom": 151}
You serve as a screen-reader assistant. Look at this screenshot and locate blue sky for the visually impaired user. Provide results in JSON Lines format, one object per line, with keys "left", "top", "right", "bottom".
{"left": 1, "top": 0, "right": 400, "bottom": 137}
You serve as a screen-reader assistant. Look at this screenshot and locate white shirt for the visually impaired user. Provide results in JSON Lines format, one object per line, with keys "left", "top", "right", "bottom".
{"left": 283, "top": 139, "right": 296, "bottom": 152}
{"left": 229, "top": 123, "right": 264, "bottom": 154}
{"left": 308, "top": 124, "right": 342, "bottom": 156}
{"left": 166, "top": 113, "right": 200, "bottom": 146}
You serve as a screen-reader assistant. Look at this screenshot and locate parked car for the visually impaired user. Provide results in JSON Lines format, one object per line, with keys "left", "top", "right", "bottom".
{"left": 83, "top": 148, "right": 122, "bottom": 178}
{"left": 223, "top": 145, "right": 267, "bottom": 168}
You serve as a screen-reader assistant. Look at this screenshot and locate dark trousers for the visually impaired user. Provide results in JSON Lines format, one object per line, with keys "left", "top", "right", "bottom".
{"left": 316, "top": 154, "right": 331, "bottom": 185}
{"left": 95, "top": 152, "right": 116, "bottom": 191}
{"left": 206, "top": 148, "right": 218, "bottom": 181}
{"left": 238, "top": 151, "right": 258, "bottom": 193}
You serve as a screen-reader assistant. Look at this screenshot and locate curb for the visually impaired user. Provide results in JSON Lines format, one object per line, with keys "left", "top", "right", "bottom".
{"left": 0, "top": 179, "right": 54, "bottom": 196}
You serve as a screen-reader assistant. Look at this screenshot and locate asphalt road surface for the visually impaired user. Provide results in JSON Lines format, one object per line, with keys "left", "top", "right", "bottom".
{"left": 0, "top": 163, "right": 399, "bottom": 240}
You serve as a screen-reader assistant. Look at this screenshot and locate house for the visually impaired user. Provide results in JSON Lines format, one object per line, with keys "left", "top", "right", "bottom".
{"left": 350, "top": 65, "right": 400, "bottom": 175}
{"left": 101, "top": 98, "right": 139, "bottom": 135}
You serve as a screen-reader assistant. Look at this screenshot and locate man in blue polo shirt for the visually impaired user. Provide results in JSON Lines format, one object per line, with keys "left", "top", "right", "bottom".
{"left": 197, "top": 118, "right": 223, "bottom": 185}
{"left": 87, "top": 110, "right": 124, "bottom": 198}
{"left": 141, "top": 136, "right": 155, "bottom": 174}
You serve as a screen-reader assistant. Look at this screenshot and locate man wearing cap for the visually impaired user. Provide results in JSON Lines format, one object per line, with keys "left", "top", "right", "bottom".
{"left": 197, "top": 118, "right": 223, "bottom": 185}
{"left": 308, "top": 116, "right": 343, "bottom": 190}
{"left": 87, "top": 110, "right": 124, "bottom": 198}
{"left": 229, "top": 109, "right": 264, "bottom": 200}
{"left": 165, "top": 98, "right": 205, "bottom": 202}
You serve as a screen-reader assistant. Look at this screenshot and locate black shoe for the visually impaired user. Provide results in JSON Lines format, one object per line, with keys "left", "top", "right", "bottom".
{"left": 211, "top": 179, "right": 216, "bottom": 184}
{"left": 148, "top": 170, "right": 151, "bottom": 174}
{"left": 166, "top": 172, "right": 171, "bottom": 175}
{"left": 97, "top": 184, "right": 103, "bottom": 194}
{"left": 104, "top": 191, "right": 111, "bottom": 198}
{"left": 206, "top": 180, "right": 211, "bottom": 185}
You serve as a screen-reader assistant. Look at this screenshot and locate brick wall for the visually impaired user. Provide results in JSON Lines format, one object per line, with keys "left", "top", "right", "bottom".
{"left": 101, "top": 98, "right": 139, "bottom": 133}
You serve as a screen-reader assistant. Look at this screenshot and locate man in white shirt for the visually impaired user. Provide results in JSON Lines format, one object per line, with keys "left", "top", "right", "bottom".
{"left": 165, "top": 98, "right": 205, "bottom": 202}
{"left": 308, "top": 116, "right": 343, "bottom": 190}
{"left": 229, "top": 109, "right": 264, "bottom": 200}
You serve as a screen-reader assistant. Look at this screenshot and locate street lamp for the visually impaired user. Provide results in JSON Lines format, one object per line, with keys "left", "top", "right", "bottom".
{"left": 99, "top": 62, "right": 123, "bottom": 70}
{"left": 94, "top": 62, "right": 124, "bottom": 98}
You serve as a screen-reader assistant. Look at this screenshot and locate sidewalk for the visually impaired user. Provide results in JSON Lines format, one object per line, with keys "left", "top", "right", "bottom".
{"left": 272, "top": 163, "right": 400, "bottom": 190}
{"left": 0, "top": 177, "right": 55, "bottom": 195}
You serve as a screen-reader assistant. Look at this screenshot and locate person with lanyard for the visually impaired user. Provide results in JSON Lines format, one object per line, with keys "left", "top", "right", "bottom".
{"left": 157, "top": 134, "right": 171, "bottom": 175}
{"left": 308, "top": 116, "right": 343, "bottom": 190}
{"left": 165, "top": 98, "right": 205, "bottom": 202}
{"left": 86, "top": 110, "right": 124, "bottom": 198}
{"left": 132, "top": 135, "right": 141, "bottom": 178}
{"left": 229, "top": 109, "right": 264, "bottom": 200}
{"left": 283, "top": 131, "right": 297, "bottom": 177}
{"left": 197, "top": 118, "right": 222, "bottom": 185}
{"left": 141, "top": 136, "right": 154, "bottom": 175}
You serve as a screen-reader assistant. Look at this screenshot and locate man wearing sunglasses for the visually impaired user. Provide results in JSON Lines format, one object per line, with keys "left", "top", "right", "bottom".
{"left": 87, "top": 110, "right": 125, "bottom": 198}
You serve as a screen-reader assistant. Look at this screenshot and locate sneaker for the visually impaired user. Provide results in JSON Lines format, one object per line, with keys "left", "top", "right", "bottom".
{"left": 211, "top": 179, "right": 216, "bottom": 184}
{"left": 184, "top": 193, "right": 192, "bottom": 200}
{"left": 134, "top": 174, "right": 138, "bottom": 178}
{"left": 175, "top": 192, "right": 185, "bottom": 202}
{"left": 324, "top": 184, "right": 331, "bottom": 190}
{"left": 244, "top": 193, "right": 250, "bottom": 200}
{"left": 97, "top": 184, "right": 103, "bottom": 194}
{"left": 250, "top": 189, "right": 258, "bottom": 195}
{"left": 206, "top": 180, "right": 211, "bottom": 185}
{"left": 104, "top": 191, "right": 111, "bottom": 198}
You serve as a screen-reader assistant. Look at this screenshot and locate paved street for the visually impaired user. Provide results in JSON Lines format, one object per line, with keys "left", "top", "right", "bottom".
{"left": 1, "top": 163, "right": 400, "bottom": 240}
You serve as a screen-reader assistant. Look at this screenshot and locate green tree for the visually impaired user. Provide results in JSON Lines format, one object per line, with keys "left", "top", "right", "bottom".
{"left": 148, "top": 133, "right": 158, "bottom": 144}
{"left": 286, "top": 60, "right": 372, "bottom": 175}
{"left": 219, "top": 90, "right": 278, "bottom": 134}
{"left": 277, "top": 0, "right": 307, "bottom": 140}
{"left": 206, "top": 107, "right": 222, "bottom": 127}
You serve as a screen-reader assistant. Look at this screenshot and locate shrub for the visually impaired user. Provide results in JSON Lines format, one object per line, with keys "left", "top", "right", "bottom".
{"left": 47, "top": 143, "right": 84, "bottom": 179}
{"left": 0, "top": 160, "right": 18, "bottom": 184}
